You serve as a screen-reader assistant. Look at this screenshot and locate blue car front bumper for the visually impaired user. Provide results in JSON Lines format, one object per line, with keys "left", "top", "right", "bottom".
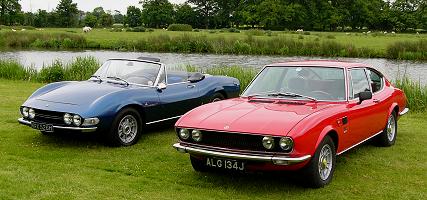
{"left": 18, "top": 118, "right": 97, "bottom": 133}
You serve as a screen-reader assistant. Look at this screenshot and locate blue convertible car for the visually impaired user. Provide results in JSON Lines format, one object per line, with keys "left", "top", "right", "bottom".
{"left": 18, "top": 57, "right": 240, "bottom": 146}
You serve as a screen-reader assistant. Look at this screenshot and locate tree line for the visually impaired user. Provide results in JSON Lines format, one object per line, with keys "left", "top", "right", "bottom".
{"left": 0, "top": 0, "right": 426, "bottom": 32}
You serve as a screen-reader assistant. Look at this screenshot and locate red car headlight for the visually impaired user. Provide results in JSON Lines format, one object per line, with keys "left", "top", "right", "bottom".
{"left": 279, "top": 137, "right": 294, "bottom": 152}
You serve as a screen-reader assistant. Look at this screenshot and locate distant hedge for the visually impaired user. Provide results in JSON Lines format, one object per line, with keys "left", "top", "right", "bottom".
{"left": 167, "top": 24, "right": 192, "bottom": 32}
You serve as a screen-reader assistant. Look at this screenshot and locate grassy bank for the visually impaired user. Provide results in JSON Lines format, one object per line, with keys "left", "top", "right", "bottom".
{"left": 0, "top": 79, "right": 426, "bottom": 199}
{"left": 0, "top": 29, "right": 426, "bottom": 60}
{"left": 0, "top": 57, "right": 425, "bottom": 111}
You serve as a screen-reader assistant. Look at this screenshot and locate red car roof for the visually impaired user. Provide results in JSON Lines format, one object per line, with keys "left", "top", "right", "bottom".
{"left": 267, "top": 60, "right": 369, "bottom": 69}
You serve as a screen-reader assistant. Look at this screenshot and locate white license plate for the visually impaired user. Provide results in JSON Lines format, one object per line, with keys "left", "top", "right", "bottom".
{"left": 31, "top": 122, "right": 54, "bottom": 132}
{"left": 206, "top": 157, "right": 245, "bottom": 171}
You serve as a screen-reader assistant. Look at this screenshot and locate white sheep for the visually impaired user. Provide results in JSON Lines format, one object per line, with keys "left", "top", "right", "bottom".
{"left": 83, "top": 26, "right": 92, "bottom": 33}
{"left": 11, "top": 29, "right": 16, "bottom": 32}
{"left": 296, "top": 29, "right": 304, "bottom": 32}
{"left": 367, "top": 31, "right": 371, "bottom": 34}
{"left": 391, "top": 31, "right": 396, "bottom": 34}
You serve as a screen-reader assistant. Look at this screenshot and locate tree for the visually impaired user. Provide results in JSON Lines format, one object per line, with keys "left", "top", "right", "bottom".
{"left": 186, "top": 0, "right": 218, "bottom": 29}
{"left": 0, "top": 0, "right": 21, "bottom": 25}
{"left": 34, "top": 9, "right": 49, "bottom": 27}
{"left": 55, "top": 0, "right": 79, "bottom": 27}
{"left": 126, "top": 6, "right": 142, "bottom": 27}
{"left": 92, "top": 7, "right": 105, "bottom": 19}
{"left": 175, "top": 3, "right": 197, "bottom": 27}
{"left": 113, "top": 10, "right": 124, "bottom": 24}
{"left": 84, "top": 13, "right": 97, "bottom": 27}
{"left": 140, "top": 0, "right": 174, "bottom": 28}
{"left": 100, "top": 13, "right": 113, "bottom": 27}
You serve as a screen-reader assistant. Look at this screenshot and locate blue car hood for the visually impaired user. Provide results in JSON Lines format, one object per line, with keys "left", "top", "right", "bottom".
{"left": 34, "top": 81, "right": 128, "bottom": 106}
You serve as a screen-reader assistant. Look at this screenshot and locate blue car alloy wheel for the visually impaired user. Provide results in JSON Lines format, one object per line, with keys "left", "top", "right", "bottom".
{"left": 107, "top": 107, "right": 143, "bottom": 146}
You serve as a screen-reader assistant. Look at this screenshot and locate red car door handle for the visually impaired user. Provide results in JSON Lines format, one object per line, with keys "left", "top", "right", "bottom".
{"left": 373, "top": 99, "right": 380, "bottom": 103}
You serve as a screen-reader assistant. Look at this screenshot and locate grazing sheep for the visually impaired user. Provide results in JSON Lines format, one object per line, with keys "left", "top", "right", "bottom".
{"left": 367, "top": 31, "right": 371, "bottom": 34}
{"left": 296, "top": 29, "right": 304, "bottom": 32}
{"left": 416, "top": 32, "right": 419, "bottom": 35}
{"left": 11, "top": 29, "right": 16, "bottom": 32}
{"left": 21, "top": 29, "right": 26, "bottom": 31}
{"left": 83, "top": 26, "right": 92, "bottom": 33}
{"left": 391, "top": 31, "right": 396, "bottom": 34}
{"left": 383, "top": 31, "right": 387, "bottom": 34}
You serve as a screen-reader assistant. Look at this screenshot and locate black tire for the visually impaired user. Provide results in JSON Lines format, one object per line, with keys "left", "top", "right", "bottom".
{"left": 211, "top": 93, "right": 225, "bottom": 102}
{"left": 190, "top": 156, "right": 210, "bottom": 172}
{"left": 106, "top": 108, "right": 143, "bottom": 146}
{"left": 376, "top": 111, "right": 397, "bottom": 147}
{"left": 301, "top": 135, "right": 336, "bottom": 188}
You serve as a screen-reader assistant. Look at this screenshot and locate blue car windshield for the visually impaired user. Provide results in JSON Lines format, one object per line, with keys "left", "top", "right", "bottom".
{"left": 93, "top": 60, "right": 162, "bottom": 86}
{"left": 243, "top": 66, "right": 346, "bottom": 101}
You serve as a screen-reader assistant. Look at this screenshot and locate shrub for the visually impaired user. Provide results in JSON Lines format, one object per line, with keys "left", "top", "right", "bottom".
{"left": 126, "top": 26, "right": 146, "bottom": 32}
{"left": 112, "top": 24, "right": 124, "bottom": 28}
{"left": 386, "top": 40, "right": 427, "bottom": 60}
{"left": 38, "top": 61, "right": 65, "bottom": 83}
{"left": 228, "top": 28, "right": 241, "bottom": 33}
{"left": 167, "top": 24, "right": 193, "bottom": 31}
{"left": 246, "top": 29, "right": 264, "bottom": 36}
{"left": 110, "top": 28, "right": 123, "bottom": 32}
{"left": 0, "top": 60, "right": 37, "bottom": 81}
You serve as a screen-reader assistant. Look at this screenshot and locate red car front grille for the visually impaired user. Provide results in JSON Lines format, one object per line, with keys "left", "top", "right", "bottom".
{"left": 189, "top": 131, "right": 283, "bottom": 152}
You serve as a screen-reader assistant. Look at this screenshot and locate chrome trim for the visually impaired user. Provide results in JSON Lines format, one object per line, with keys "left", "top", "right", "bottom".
{"left": 18, "top": 118, "right": 97, "bottom": 133}
{"left": 145, "top": 116, "right": 182, "bottom": 125}
{"left": 337, "top": 130, "right": 383, "bottom": 155}
{"left": 399, "top": 108, "right": 409, "bottom": 116}
{"left": 173, "top": 143, "right": 311, "bottom": 165}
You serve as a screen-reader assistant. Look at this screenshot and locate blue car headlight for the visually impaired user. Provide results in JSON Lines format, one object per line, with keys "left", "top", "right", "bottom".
{"left": 22, "top": 107, "right": 29, "bottom": 118}
{"left": 73, "top": 115, "right": 82, "bottom": 126}
{"left": 64, "top": 113, "right": 73, "bottom": 125}
{"left": 82, "top": 118, "right": 100, "bottom": 126}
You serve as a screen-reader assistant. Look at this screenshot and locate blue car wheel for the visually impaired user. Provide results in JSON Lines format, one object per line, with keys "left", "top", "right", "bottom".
{"left": 107, "top": 107, "right": 143, "bottom": 146}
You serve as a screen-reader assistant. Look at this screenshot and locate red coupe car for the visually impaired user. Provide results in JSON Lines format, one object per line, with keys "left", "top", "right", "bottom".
{"left": 173, "top": 61, "right": 408, "bottom": 188}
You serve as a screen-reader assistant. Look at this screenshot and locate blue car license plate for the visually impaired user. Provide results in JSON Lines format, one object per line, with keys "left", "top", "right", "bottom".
{"left": 206, "top": 157, "right": 245, "bottom": 171}
{"left": 31, "top": 122, "right": 54, "bottom": 133}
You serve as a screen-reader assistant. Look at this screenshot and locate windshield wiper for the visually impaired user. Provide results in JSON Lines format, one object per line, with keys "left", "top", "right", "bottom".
{"left": 266, "top": 92, "right": 317, "bottom": 102}
{"left": 246, "top": 90, "right": 277, "bottom": 99}
{"left": 90, "top": 75, "right": 102, "bottom": 82}
{"left": 106, "top": 76, "right": 129, "bottom": 86}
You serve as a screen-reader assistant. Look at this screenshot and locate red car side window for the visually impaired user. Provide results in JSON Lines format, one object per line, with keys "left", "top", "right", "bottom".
{"left": 349, "top": 69, "right": 371, "bottom": 99}
{"left": 367, "top": 69, "right": 384, "bottom": 93}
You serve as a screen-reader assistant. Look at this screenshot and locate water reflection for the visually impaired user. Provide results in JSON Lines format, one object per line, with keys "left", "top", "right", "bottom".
{"left": 0, "top": 50, "right": 425, "bottom": 84}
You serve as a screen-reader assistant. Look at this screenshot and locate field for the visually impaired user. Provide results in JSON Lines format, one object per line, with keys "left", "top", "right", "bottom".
{"left": 0, "top": 28, "right": 426, "bottom": 60}
{"left": 0, "top": 79, "right": 426, "bottom": 199}
{"left": 29, "top": 28, "right": 424, "bottom": 51}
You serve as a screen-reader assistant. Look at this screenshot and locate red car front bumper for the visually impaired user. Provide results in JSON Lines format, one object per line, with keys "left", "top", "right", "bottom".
{"left": 173, "top": 143, "right": 312, "bottom": 171}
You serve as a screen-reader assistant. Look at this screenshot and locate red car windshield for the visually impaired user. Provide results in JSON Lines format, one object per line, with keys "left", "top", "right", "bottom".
{"left": 243, "top": 66, "right": 346, "bottom": 101}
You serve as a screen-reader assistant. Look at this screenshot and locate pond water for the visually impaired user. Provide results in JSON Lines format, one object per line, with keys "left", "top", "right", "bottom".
{"left": 0, "top": 50, "right": 426, "bottom": 84}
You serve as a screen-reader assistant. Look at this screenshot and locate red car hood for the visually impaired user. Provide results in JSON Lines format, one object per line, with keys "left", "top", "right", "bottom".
{"left": 176, "top": 98, "right": 339, "bottom": 136}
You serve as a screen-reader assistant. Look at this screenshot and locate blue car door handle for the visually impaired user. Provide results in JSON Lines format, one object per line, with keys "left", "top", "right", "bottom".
{"left": 187, "top": 85, "right": 196, "bottom": 89}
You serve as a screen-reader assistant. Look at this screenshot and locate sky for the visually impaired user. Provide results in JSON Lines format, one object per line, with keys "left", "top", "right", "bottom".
{"left": 20, "top": 0, "right": 186, "bottom": 13}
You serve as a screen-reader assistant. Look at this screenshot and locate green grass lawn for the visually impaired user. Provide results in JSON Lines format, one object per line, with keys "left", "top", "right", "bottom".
{"left": 5, "top": 28, "right": 425, "bottom": 52}
{"left": 0, "top": 79, "right": 426, "bottom": 199}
